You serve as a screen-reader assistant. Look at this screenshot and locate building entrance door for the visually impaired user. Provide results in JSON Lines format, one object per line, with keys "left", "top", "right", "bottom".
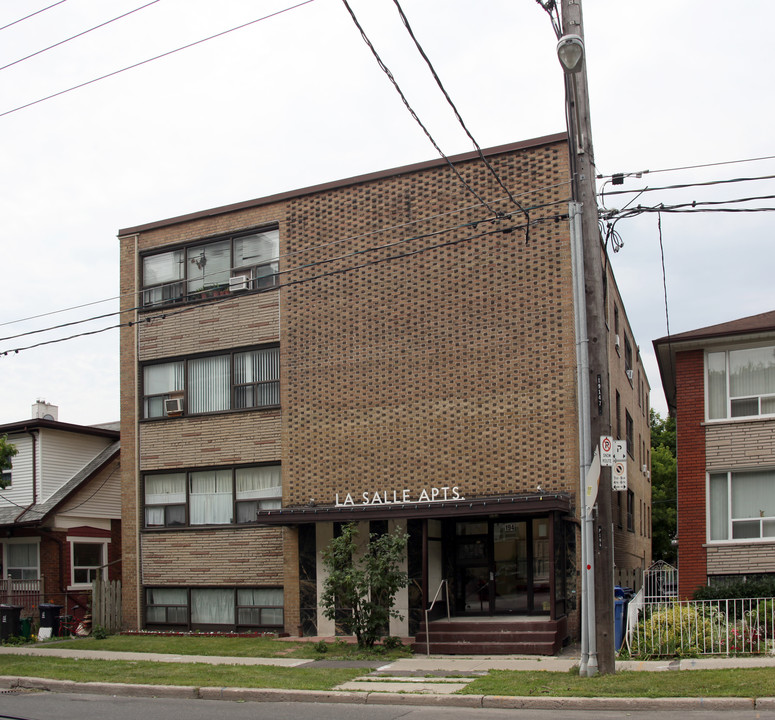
{"left": 453, "top": 518, "right": 549, "bottom": 615}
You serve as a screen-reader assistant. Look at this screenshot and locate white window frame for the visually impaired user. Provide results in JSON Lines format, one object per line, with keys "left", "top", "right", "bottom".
{"left": 705, "top": 345, "right": 775, "bottom": 422}
{"left": 2, "top": 538, "right": 40, "bottom": 580}
{"left": 707, "top": 469, "right": 775, "bottom": 543}
{"left": 68, "top": 537, "right": 110, "bottom": 589}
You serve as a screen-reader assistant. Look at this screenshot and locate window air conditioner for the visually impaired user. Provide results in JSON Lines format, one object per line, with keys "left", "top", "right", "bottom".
{"left": 626, "top": 369, "right": 633, "bottom": 381}
{"left": 164, "top": 397, "right": 184, "bottom": 416}
{"left": 615, "top": 334, "right": 621, "bottom": 349}
{"left": 229, "top": 275, "right": 250, "bottom": 292}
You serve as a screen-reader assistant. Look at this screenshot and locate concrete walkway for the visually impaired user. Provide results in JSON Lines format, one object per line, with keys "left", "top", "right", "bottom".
{"left": 1, "top": 644, "right": 774, "bottom": 709}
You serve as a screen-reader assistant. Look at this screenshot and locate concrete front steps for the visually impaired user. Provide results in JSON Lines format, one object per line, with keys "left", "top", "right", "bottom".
{"left": 413, "top": 616, "right": 568, "bottom": 655}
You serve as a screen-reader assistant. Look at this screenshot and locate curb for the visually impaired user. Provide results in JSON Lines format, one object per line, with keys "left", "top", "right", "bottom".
{"left": 0, "top": 676, "right": 771, "bottom": 710}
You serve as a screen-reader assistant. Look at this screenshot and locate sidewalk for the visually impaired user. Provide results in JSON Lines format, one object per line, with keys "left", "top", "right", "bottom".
{"left": 1, "top": 644, "right": 774, "bottom": 710}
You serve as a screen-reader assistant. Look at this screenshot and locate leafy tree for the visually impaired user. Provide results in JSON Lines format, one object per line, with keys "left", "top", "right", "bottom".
{"left": 320, "top": 522, "right": 408, "bottom": 649}
{"left": 650, "top": 410, "right": 677, "bottom": 563}
{"left": 0, "top": 434, "right": 18, "bottom": 489}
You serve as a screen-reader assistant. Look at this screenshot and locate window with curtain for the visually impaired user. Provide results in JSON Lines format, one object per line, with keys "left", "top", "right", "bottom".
{"left": 5, "top": 542, "right": 39, "bottom": 579}
{"left": 189, "top": 469, "right": 233, "bottom": 525}
{"left": 191, "top": 588, "right": 235, "bottom": 625}
{"left": 236, "top": 466, "right": 282, "bottom": 523}
{"left": 142, "top": 346, "right": 279, "bottom": 419}
{"left": 142, "top": 250, "right": 185, "bottom": 306}
{"left": 145, "top": 473, "right": 186, "bottom": 527}
{"left": 237, "top": 588, "right": 284, "bottom": 626}
{"left": 141, "top": 227, "right": 279, "bottom": 307}
{"left": 146, "top": 588, "right": 188, "bottom": 624}
{"left": 709, "top": 469, "right": 775, "bottom": 541}
{"left": 144, "top": 465, "right": 280, "bottom": 528}
{"left": 143, "top": 362, "right": 184, "bottom": 418}
{"left": 707, "top": 346, "right": 775, "bottom": 420}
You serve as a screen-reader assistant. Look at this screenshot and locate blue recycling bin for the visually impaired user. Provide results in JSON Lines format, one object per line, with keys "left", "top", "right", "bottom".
{"left": 614, "top": 585, "right": 632, "bottom": 652}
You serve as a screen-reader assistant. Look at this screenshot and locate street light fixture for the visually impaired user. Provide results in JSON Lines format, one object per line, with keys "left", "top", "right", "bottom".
{"left": 557, "top": 34, "right": 584, "bottom": 74}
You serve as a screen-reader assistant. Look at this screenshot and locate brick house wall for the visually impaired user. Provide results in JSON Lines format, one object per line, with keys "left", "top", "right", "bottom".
{"left": 675, "top": 349, "right": 706, "bottom": 597}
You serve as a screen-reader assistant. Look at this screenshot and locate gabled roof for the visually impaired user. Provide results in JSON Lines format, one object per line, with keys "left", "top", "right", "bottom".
{"left": 654, "top": 309, "right": 775, "bottom": 346}
{"left": 0, "top": 417, "right": 119, "bottom": 440}
{"left": 0, "top": 440, "right": 120, "bottom": 526}
{"left": 653, "top": 309, "right": 775, "bottom": 414}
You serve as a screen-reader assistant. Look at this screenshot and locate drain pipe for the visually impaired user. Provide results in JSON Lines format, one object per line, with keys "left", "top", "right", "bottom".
{"left": 14, "top": 428, "right": 39, "bottom": 523}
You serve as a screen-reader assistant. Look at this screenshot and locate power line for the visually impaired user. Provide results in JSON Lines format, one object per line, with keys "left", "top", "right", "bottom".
{"left": 0, "top": 178, "right": 571, "bottom": 332}
{"left": 596, "top": 154, "right": 775, "bottom": 181}
{"left": 0, "top": 0, "right": 162, "bottom": 73}
{"left": 339, "top": 0, "right": 499, "bottom": 216}
{"left": 389, "top": 0, "right": 531, "bottom": 242}
{"left": 1, "top": 198, "right": 570, "bottom": 347}
{"left": 0, "top": 1, "right": 67, "bottom": 32}
{"left": 600, "top": 173, "right": 775, "bottom": 200}
{"left": 2, "top": 212, "right": 566, "bottom": 356}
{"left": 0, "top": 0, "right": 317, "bottom": 118}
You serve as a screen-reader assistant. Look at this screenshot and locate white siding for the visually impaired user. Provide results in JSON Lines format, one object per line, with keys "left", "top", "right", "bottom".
{"left": 56, "top": 459, "right": 121, "bottom": 521}
{"left": 38, "top": 430, "right": 113, "bottom": 503}
{"left": 0, "top": 433, "right": 34, "bottom": 509}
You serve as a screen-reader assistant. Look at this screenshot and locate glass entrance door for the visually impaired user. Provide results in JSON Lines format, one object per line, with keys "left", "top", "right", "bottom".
{"left": 452, "top": 518, "right": 550, "bottom": 615}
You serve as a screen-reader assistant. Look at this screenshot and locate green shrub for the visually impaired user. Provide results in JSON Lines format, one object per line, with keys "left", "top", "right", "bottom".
{"left": 313, "top": 640, "right": 328, "bottom": 654}
{"left": 382, "top": 635, "right": 403, "bottom": 650}
{"left": 92, "top": 625, "right": 110, "bottom": 640}
{"left": 631, "top": 603, "right": 719, "bottom": 657}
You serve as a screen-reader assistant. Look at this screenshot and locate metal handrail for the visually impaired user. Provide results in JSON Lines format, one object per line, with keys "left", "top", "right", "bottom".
{"left": 424, "top": 578, "right": 451, "bottom": 655}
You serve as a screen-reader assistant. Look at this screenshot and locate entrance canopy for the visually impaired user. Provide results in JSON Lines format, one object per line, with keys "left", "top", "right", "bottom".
{"left": 254, "top": 492, "right": 572, "bottom": 525}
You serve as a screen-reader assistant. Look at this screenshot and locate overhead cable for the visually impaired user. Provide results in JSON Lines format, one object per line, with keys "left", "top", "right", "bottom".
{"left": 0, "top": 0, "right": 162, "bottom": 73}
{"left": 0, "top": 1, "right": 67, "bottom": 32}
{"left": 339, "top": 0, "right": 498, "bottom": 216}
{"left": 0, "top": 0, "right": 316, "bottom": 118}
{"left": 389, "top": 0, "right": 530, "bottom": 242}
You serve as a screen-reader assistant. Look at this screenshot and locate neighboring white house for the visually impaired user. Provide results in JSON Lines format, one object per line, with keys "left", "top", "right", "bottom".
{"left": 0, "top": 402, "right": 121, "bottom": 620}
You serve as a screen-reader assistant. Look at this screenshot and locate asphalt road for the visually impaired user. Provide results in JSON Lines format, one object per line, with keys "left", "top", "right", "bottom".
{"left": 1, "top": 693, "right": 774, "bottom": 720}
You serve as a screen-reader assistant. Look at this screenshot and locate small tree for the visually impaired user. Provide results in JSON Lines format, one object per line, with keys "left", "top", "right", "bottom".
{"left": 0, "top": 435, "right": 18, "bottom": 489}
{"left": 320, "top": 522, "right": 408, "bottom": 649}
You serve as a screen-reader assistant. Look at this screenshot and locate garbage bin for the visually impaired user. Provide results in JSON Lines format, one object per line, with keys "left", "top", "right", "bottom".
{"left": 38, "top": 603, "right": 63, "bottom": 637}
{"left": 0, "top": 605, "right": 23, "bottom": 640}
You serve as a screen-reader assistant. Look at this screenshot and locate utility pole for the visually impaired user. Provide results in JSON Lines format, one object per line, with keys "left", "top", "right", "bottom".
{"left": 559, "top": 0, "right": 615, "bottom": 674}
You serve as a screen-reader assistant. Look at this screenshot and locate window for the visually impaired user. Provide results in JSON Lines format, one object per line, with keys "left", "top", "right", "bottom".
{"left": 146, "top": 588, "right": 188, "bottom": 624}
{"left": 709, "top": 469, "right": 775, "bottom": 541}
{"left": 625, "top": 411, "right": 634, "bottom": 458}
{"left": 141, "top": 228, "right": 279, "bottom": 307}
{"left": 144, "top": 465, "right": 281, "bottom": 528}
{"left": 142, "top": 347, "right": 279, "bottom": 419}
{"left": 4, "top": 541, "right": 39, "bottom": 579}
{"left": 145, "top": 587, "right": 283, "bottom": 629}
{"left": 707, "top": 346, "right": 775, "bottom": 420}
{"left": 1, "top": 471, "right": 10, "bottom": 487}
{"left": 69, "top": 539, "right": 108, "bottom": 587}
{"left": 624, "top": 335, "right": 633, "bottom": 378}
{"left": 626, "top": 490, "right": 634, "bottom": 532}
{"left": 615, "top": 391, "right": 621, "bottom": 439}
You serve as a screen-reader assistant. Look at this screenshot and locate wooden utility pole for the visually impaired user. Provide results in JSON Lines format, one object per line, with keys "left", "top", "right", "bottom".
{"left": 559, "top": 0, "right": 615, "bottom": 674}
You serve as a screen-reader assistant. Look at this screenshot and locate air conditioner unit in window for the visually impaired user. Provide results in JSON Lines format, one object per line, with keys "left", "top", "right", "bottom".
{"left": 164, "top": 397, "right": 183, "bottom": 416}
{"left": 626, "top": 369, "right": 634, "bottom": 381}
{"left": 615, "top": 334, "right": 621, "bottom": 349}
{"left": 642, "top": 464, "right": 649, "bottom": 473}
{"left": 229, "top": 274, "right": 250, "bottom": 292}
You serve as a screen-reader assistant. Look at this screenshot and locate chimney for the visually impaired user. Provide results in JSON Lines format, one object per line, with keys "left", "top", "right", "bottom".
{"left": 32, "top": 399, "right": 58, "bottom": 421}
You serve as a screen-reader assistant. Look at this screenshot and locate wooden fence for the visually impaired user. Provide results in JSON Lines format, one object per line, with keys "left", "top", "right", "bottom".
{"left": 91, "top": 579, "right": 122, "bottom": 632}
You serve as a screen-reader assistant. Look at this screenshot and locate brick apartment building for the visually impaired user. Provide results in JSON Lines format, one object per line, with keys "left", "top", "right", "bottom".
{"left": 118, "top": 133, "right": 651, "bottom": 652}
{"left": 654, "top": 310, "right": 775, "bottom": 597}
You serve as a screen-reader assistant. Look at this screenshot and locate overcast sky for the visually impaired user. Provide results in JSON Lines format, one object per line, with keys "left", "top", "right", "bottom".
{"left": 1, "top": 0, "right": 773, "bottom": 426}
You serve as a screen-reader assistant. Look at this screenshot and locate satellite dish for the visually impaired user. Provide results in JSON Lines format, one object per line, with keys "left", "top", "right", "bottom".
{"left": 43, "top": 414, "right": 55, "bottom": 420}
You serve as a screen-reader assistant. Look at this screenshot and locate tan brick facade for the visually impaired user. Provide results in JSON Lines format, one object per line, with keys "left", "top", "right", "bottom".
{"left": 119, "top": 134, "right": 652, "bottom": 643}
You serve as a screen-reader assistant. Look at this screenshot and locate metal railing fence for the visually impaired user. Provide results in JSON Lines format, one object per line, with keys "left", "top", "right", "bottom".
{"left": 626, "top": 596, "right": 775, "bottom": 657}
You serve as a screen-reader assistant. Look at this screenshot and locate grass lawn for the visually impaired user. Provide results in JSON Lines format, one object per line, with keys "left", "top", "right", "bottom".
{"left": 462, "top": 667, "right": 775, "bottom": 698}
{"left": 0, "top": 655, "right": 362, "bottom": 690}
{"left": 41, "top": 633, "right": 411, "bottom": 660}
